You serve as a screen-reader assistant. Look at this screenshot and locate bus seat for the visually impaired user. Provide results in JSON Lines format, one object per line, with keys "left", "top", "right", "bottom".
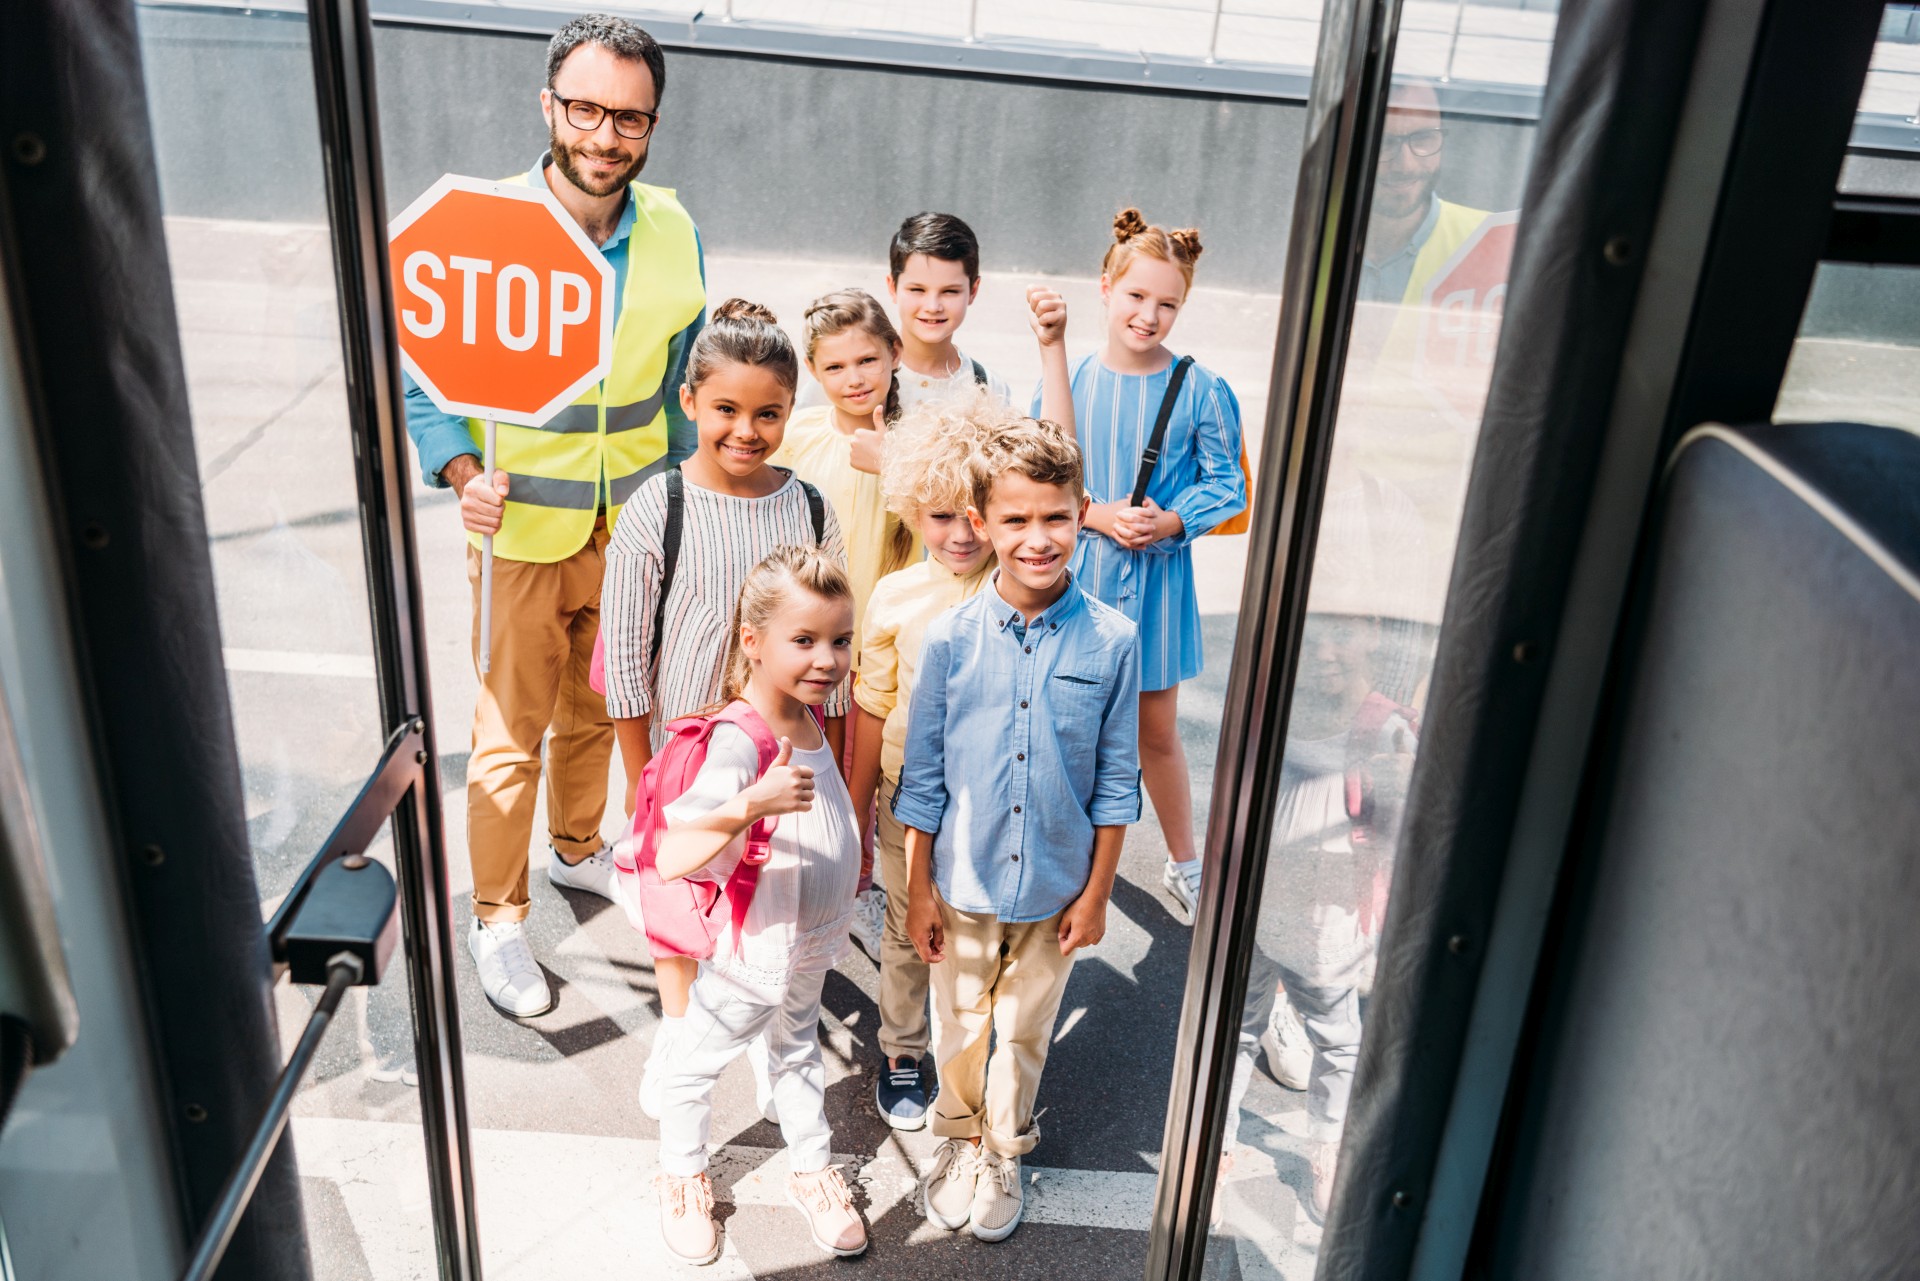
{"left": 1487, "top": 421, "right": 1920, "bottom": 1278}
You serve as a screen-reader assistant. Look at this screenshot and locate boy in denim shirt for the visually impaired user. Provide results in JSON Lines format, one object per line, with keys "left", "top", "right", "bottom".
{"left": 894, "top": 417, "right": 1141, "bottom": 1243}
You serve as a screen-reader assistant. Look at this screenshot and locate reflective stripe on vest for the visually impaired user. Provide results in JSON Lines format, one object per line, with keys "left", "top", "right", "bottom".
{"left": 467, "top": 174, "right": 704, "bottom": 563}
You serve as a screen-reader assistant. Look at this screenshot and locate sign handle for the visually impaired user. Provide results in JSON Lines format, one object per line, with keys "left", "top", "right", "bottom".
{"left": 480, "top": 416, "right": 497, "bottom": 675}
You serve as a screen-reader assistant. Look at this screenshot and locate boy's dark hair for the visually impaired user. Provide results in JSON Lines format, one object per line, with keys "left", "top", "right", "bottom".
{"left": 889, "top": 212, "right": 982, "bottom": 283}
{"left": 970, "top": 417, "right": 1084, "bottom": 515}
{"left": 547, "top": 14, "right": 667, "bottom": 106}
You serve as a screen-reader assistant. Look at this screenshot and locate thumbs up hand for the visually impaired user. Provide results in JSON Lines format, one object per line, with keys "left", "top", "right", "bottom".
{"left": 744, "top": 735, "right": 816, "bottom": 819}
{"left": 849, "top": 405, "right": 885, "bottom": 476}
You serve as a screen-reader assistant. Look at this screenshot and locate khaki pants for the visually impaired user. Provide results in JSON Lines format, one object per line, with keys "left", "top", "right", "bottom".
{"left": 928, "top": 898, "right": 1077, "bottom": 1157}
{"left": 875, "top": 786, "right": 930, "bottom": 1060}
{"left": 466, "top": 528, "right": 612, "bottom": 924}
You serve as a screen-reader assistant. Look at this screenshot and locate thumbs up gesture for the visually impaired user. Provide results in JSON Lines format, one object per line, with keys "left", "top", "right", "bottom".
{"left": 849, "top": 404, "right": 885, "bottom": 476}
{"left": 744, "top": 736, "right": 816, "bottom": 819}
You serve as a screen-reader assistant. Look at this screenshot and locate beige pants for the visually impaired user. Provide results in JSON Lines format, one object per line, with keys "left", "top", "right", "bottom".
{"left": 466, "top": 528, "right": 612, "bottom": 924}
{"left": 875, "top": 786, "right": 930, "bottom": 1060}
{"left": 928, "top": 897, "right": 1078, "bottom": 1157}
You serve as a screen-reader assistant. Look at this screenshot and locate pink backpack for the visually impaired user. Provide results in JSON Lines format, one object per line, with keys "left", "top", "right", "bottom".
{"left": 612, "top": 700, "right": 822, "bottom": 960}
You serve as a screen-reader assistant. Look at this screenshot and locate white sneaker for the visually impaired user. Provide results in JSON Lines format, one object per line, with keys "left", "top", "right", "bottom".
{"left": 969, "top": 1150, "right": 1024, "bottom": 1242}
{"left": 547, "top": 841, "right": 617, "bottom": 901}
{"left": 1162, "top": 858, "right": 1202, "bottom": 914}
{"left": 467, "top": 918, "right": 553, "bottom": 1017}
{"left": 1260, "top": 996, "right": 1312, "bottom": 1092}
{"left": 848, "top": 886, "right": 886, "bottom": 964}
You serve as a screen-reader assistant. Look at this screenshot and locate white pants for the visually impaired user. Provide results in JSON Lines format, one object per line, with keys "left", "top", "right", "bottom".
{"left": 658, "top": 967, "right": 833, "bottom": 1177}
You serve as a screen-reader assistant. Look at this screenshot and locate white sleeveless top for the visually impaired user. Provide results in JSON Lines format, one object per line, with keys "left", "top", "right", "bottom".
{"left": 663, "top": 724, "right": 859, "bottom": 1003}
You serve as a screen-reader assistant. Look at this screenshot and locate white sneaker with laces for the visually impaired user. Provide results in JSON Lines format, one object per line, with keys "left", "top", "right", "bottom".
{"left": 467, "top": 918, "right": 553, "bottom": 1017}
{"left": 848, "top": 886, "right": 887, "bottom": 964}
{"left": 1260, "top": 995, "right": 1312, "bottom": 1092}
{"left": 969, "top": 1150, "right": 1024, "bottom": 1242}
{"left": 1162, "top": 857, "right": 1202, "bottom": 914}
{"left": 546, "top": 841, "right": 617, "bottom": 901}
{"left": 922, "top": 1138, "right": 980, "bottom": 1230}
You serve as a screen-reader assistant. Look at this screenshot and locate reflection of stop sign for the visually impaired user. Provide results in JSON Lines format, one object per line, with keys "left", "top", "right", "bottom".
{"left": 388, "top": 174, "right": 614, "bottom": 427}
{"left": 1413, "top": 210, "right": 1518, "bottom": 426}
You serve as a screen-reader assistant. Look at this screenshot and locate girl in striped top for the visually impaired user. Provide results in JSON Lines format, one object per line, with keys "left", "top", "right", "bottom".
{"left": 601, "top": 297, "right": 850, "bottom": 1114}
{"left": 1039, "top": 209, "right": 1246, "bottom": 914}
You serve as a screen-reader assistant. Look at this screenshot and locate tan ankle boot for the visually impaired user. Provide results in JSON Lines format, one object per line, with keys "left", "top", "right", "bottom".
{"left": 655, "top": 1171, "right": 719, "bottom": 1265}
{"left": 786, "top": 1166, "right": 868, "bottom": 1258}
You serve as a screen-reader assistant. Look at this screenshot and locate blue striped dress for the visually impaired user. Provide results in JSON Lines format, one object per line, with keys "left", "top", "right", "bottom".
{"left": 1037, "top": 353, "right": 1246, "bottom": 692}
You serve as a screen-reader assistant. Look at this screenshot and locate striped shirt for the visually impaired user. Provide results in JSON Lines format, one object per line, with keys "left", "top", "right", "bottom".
{"left": 602, "top": 468, "right": 850, "bottom": 726}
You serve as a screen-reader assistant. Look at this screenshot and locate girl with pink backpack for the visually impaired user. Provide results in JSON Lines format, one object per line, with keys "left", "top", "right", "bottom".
{"left": 634, "top": 546, "right": 867, "bottom": 1263}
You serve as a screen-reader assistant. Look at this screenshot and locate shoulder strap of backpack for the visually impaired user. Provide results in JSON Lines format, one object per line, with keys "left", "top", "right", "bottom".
{"left": 634, "top": 713, "right": 721, "bottom": 873}
{"left": 1129, "top": 355, "right": 1195, "bottom": 508}
{"left": 970, "top": 358, "right": 987, "bottom": 387}
{"left": 709, "top": 702, "right": 783, "bottom": 864}
{"left": 651, "top": 467, "right": 685, "bottom": 670}
{"left": 800, "top": 479, "right": 826, "bottom": 545}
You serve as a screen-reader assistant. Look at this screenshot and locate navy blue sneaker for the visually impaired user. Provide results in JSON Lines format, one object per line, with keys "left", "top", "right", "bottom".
{"left": 875, "top": 1056, "right": 931, "bottom": 1131}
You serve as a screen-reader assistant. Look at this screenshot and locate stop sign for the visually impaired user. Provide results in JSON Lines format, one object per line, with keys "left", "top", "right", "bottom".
{"left": 1412, "top": 210, "right": 1518, "bottom": 427}
{"left": 388, "top": 174, "right": 614, "bottom": 427}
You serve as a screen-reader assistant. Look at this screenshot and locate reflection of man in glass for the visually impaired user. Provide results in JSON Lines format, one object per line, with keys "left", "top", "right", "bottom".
{"left": 1358, "top": 80, "right": 1493, "bottom": 307}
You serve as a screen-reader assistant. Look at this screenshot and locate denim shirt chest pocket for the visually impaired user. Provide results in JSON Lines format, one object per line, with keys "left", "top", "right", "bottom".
{"left": 1047, "top": 663, "right": 1114, "bottom": 784}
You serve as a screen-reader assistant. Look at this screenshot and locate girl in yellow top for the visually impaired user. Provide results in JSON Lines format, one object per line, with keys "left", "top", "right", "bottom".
{"left": 774, "top": 289, "right": 918, "bottom": 656}
{"left": 848, "top": 387, "right": 1015, "bottom": 1130}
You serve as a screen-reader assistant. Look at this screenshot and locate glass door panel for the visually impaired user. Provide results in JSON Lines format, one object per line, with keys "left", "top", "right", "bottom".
{"left": 133, "top": 4, "right": 440, "bottom": 1274}
{"left": 1199, "top": 16, "right": 1567, "bottom": 1277}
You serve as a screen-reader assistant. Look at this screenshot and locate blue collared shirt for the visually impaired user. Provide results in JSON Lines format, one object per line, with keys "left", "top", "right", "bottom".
{"left": 1357, "top": 193, "right": 1440, "bottom": 304}
{"left": 892, "top": 573, "right": 1142, "bottom": 924}
{"left": 402, "top": 154, "right": 707, "bottom": 488}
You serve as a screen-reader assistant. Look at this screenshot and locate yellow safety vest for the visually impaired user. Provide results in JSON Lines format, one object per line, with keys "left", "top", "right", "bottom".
{"left": 1378, "top": 199, "right": 1495, "bottom": 363}
{"left": 465, "top": 175, "right": 705, "bottom": 563}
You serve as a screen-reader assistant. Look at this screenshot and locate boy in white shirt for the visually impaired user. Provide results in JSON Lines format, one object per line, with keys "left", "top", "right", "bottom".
{"left": 887, "top": 211, "right": 1012, "bottom": 409}
{"left": 798, "top": 212, "right": 1012, "bottom": 413}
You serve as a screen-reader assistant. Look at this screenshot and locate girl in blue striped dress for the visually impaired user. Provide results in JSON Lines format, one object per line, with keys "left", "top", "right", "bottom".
{"left": 1035, "top": 208, "right": 1246, "bottom": 913}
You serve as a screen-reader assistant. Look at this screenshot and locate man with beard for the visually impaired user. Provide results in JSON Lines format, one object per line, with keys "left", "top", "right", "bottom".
{"left": 1358, "top": 79, "right": 1491, "bottom": 306}
{"left": 405, "top": 13, "right": 706, "bottom": 1019}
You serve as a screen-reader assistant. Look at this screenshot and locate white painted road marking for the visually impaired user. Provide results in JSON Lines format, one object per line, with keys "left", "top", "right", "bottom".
{"left": 224, "top": 647, "right": 377, "bottom": 679}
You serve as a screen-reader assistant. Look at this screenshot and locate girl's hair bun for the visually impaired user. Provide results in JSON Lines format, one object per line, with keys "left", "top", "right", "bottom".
{"left": 1112, "top": 207, "right": 1150, "bottom": 243}
{"left": 1168, "top": 227, "right": 1204, "bottom": 262}
{"left": 713, "top": 297, "right": 778, "bottom": 325}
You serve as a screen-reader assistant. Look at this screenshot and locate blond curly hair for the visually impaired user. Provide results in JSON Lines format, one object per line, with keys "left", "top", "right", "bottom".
{"left": 880, "top": 385, "right": 1024, "bottom": 522}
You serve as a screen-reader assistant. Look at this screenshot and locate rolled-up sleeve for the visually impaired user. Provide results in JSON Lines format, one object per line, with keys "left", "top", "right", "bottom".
{"left": 405, "top": 372, "right": 479, "bottom": 488}
{"left": 890, "top": 626, "right": 952, "bottom": 834}
{"left": 1089, "top": 629, "right": 1144, "bottom": 826}
{"left": 602, "top": 480, "right": 662, "bottom": 719}
{"left": 1156, "top": 374, "right": 1246, "bottom": 550}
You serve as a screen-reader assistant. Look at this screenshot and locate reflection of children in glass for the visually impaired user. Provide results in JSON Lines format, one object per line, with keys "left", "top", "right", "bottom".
{"left": 1043, "top": 208, "right": 1246, "bottom": 914}
{"left": 1222, "top": 468, "right": 1428, "bottom": 1229}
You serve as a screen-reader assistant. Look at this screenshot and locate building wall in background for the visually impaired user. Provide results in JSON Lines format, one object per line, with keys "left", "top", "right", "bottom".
{"left": 136, "top": 5, "right": 1917, "bottom": 341}
{"left": 137, "top": 7, "right": 1533, "bottom": 291}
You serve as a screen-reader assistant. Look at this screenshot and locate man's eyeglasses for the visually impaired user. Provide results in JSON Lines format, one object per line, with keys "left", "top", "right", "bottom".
{"left": 1381, "top": 128, "right": 1445, "bottom": 158}
{"left": 549, "top": 91, "right": 658, "bottom": 141}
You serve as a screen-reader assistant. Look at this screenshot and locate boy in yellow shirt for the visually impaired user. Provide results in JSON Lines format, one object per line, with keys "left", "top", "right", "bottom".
{"left": 849, "top": 388, "right": 1016, "bottom": 1128}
